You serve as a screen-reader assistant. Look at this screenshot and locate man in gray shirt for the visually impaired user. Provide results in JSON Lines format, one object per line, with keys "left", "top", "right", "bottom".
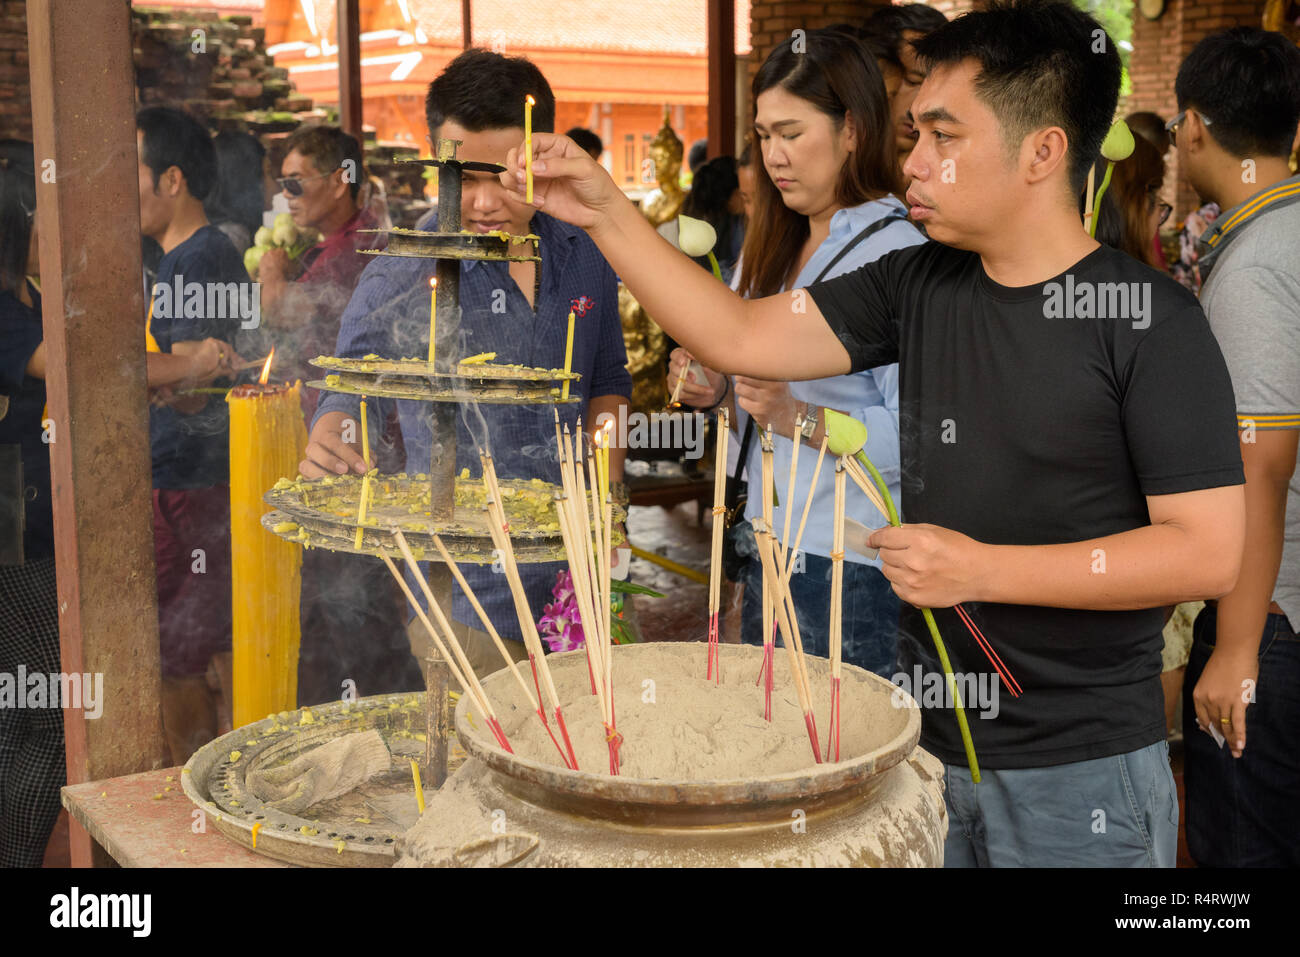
{"left": 1175, "top": 26, "right": 1300, "bottom": 867}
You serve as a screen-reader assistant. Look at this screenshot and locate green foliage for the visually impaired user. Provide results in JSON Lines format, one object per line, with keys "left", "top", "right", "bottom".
{"left": 1074, "top": 0, "right": 1134, "bottom": 71}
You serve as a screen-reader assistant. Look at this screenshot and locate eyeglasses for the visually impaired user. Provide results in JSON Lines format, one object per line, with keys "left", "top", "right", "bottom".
{"left": 276, "top": 170, "right": 336, "bottom": 197}
{"left": 1155, "top": 202, "right": 1172, "bottom": 226}
{"left": 1165, "top": 110, "right": 1212, "bottom": 145}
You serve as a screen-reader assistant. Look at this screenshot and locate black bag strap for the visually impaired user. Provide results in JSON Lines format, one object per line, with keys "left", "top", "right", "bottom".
{"left": 812, "top": 210, "right": 908, "bottom": 284}
{"left": 722, "top": 210, "right": 906, "bottom": 506}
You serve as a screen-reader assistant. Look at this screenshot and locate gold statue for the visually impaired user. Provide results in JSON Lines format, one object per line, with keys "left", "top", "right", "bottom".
{"left": 618, "top": 109, "right": 687, "bottom": 420}
{"left": 640, "top": 109, "right": 686, "bottom": 226}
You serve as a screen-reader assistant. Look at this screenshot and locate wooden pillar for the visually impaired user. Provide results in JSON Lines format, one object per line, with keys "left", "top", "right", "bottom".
{"left": 462, "top": 0, "right": 473, "bottom": 49}
{"left": 337, "top": 0, "right": 363, "bottom": 144}
{"left": 27, "top": 0, "right": 168, "bottom": 867}
{"left": 707, "top": 0, "right": 736, "bottom": 159}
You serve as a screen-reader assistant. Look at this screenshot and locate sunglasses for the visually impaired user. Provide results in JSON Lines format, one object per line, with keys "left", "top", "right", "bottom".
{"left": 1165, "top": 109, "right": 1212, "bottom": 145}
{"left": 275, "top": 169, "right": 337, "bottom": 197}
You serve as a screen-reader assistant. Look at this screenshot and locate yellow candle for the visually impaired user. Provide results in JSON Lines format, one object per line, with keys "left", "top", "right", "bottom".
{"left": 355, "top": 399, "right": 372, "bottom": 549}
{"left": 227, "top": 381, "right": 308, "bottom": 727}
{"left": 561, "top": 309, "right": 575, "bottom": 400}
{"left": 410, "top": 758, "right": 426, "bottom": 814}
{"left": 524, "top": 94, "right": 535, "bottom": 204}
{"left": 427, "top": 277, "right": 437, "bottom": 365}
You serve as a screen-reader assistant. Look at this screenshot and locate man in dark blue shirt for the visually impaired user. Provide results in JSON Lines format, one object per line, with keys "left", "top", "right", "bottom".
{"left": 138, "top": 107, "right": 252, "bottom": 763}
{"left": 303, "top": 51, "right": 631, "bottom": 680}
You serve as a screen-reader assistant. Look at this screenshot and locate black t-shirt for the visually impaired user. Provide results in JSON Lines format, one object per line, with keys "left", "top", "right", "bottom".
{"left": 808, "top": 241, "right": 1244, "bottom": 769}
{"left": 149, "top": 225, "right": 248, "bottom": 489}
{"left": 0, "top": 282, "right": 52, "bottom": 562}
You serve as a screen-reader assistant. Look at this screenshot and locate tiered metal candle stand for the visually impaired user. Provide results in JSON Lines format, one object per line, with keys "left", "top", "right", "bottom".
{"left": 260, "top": 138, "right": 613, "bottom": 794}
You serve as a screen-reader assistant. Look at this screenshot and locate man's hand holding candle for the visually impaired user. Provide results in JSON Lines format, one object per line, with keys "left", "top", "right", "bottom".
{"left": 301, "top": 409, "right": 369, "bottom": 478}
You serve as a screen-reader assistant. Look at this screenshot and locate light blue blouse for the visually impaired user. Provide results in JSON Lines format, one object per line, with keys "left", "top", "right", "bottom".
{"left": 734, "top": 196, "right": 925, "bottom": 566}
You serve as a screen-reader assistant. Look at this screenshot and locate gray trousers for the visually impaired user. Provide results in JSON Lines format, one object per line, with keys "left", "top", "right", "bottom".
{"left": 943, "top": 740, "right": 1177, "bottom": 867}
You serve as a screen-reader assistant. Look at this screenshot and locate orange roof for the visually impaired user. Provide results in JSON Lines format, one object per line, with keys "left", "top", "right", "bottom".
{"left": 135, "top": 0, "right": 752, "bottom": 55}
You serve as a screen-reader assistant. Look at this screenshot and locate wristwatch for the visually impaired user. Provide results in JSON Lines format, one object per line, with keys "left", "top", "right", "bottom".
{"left": 798, "top": 405, "right": 819, "bottom": 440}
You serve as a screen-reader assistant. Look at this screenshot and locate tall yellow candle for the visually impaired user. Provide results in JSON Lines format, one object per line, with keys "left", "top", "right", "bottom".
{"left": 524, "top": 94, "right": 535, "bottom": 204}
{"left": 427, "top": 277, "right": 438, "bottom": 365}
{"left": 561, "top": 308, "right": 575, "bottom": 400}
{"left": 227, "top": 380, "right": 308, "bottom": 727}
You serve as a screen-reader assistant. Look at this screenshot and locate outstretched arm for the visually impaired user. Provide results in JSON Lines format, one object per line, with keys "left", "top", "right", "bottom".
{"left": 500, "top": 133, "right": 852, "bottom": 382}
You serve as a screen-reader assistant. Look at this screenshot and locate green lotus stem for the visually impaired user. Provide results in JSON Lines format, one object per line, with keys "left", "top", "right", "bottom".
{"left": 706, "top": 251, "right": 722, "bottom": 281}
{"left": 1088, "top": 161, "right": 1116, "bottom": 238}
{"left": 853, "top": 449, "right": 982, "bottom": 783}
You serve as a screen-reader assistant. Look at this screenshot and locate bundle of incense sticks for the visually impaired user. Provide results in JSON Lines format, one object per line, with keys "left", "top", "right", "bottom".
{"left": 753, "top": 517, "right": 821, "bottom": 763}
{"left": 553, "top": 423, "right": 623, "bottom": 774}
{"left": 705, "top": 408, "right": 730, "bottom": 682}
{"left": 377, "top": 530, "right": 512, "bottom": 753}
{"left": 480, "top": 452, "right": 580, "bottom": 770}
{"left": 827, "top": 460, "right": 846, "bottom": 762}
{"left": 842, "top": 454, "right": 890, "bottom": 522}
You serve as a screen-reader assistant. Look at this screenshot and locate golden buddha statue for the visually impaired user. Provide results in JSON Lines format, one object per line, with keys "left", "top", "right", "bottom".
{"left": 640, "top": 109, "right": 686, "bottom": 226}
{"left": 618, "top": 109, "right": 688, "bottom": 421}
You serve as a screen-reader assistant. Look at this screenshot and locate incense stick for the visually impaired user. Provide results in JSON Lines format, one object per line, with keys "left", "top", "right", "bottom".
{"left": 754, "top": 519, "right": 821, "bottom": 763}
{"left": 481, "top": 452, "right": 580, "bottom": 770}
{"left": 428, "top": 533, "right": 541, "bottom": 712}
{"left": 706, "top": 407, "right": 729, "bottom": 682}
{"left": 827, "top": 460, "right": 847, "bottom": 762}
{"left": 390, "top": 530, "right": 513, "bottom": 753}
{"left": 784, "top": 435, "right": 827, "bottom": 585}
{"left": 756, "top": 427, "right": 777, "bottom": 719}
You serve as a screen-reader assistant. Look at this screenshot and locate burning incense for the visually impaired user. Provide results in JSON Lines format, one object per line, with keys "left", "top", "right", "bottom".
{"left": 524, "top": 94, "right": 536, "bottom": 204}
{"left": 410, "top": 758, "right": 426, "bottom": 814}
{"left": 428, "top": 533, "right": 546, "bottom": 711}
{"left": 387, "top": 531, "right": 513, "bottom": 753}
{"left": 377, "top": 548, "right": 509, "bottom": 752}
{"left": 784, "top": 435, "right": 827, "bottom": 584}
{"left": 753, "top": 519, "right": 821, "bottom": 763}
{"left": 561, "top": 309, "right": 575, "bottom": 401}
{"left": 827, "top": 460, "right": 846, "bottom": 762}
{"left": 668, "top": 362, "right": 689, "bottom": 407}
{"left": 755, "top": 426, "right": 776, "bottom": 720}
{"left": 427, "top": 277, "right": 438, "bottom": 366}
{"left": 706, "top": 408, "right": 729, "bottom": 682}
{"left": 481, "top": 452, "right": 580, "bottom": 770}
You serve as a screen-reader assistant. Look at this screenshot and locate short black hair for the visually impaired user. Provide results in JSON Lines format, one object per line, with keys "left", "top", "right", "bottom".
{"left": 136, "top": 106, "right": 217, "bottom": 201}
{"left": 425, "top": 49, "right": 555, "bottom": 137}
{"left": 565, "top": 127, "right": 603, "bottom": 157}
{"left": 1175, "top": 27, "right": 1300, "bottom": 159}
{"left": 205, "top": 131, "right": 268, "bottom": 238}
{"left": 862, "top": 3, "right": 949, "bottom": 59}
{"left": 0, "top": 139, "right": 36, "bottom": 296}
{"left": 284, "top": 124, "right": 364, "bottom": 200}
{"left": 911, "top": 0, "right": 1121, "bottom": 196}
{"left": 688, "top": 138, "right": 709, "bottom": 173}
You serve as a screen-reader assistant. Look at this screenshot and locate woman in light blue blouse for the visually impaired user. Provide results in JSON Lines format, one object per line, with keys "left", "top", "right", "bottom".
{"left": 671, "top": 30, "right": 925, "bottom": 677}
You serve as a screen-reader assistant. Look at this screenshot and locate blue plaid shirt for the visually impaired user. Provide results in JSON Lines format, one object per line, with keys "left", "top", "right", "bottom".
{"left": 315, "top": 211, "right": 631, "bottom": 641}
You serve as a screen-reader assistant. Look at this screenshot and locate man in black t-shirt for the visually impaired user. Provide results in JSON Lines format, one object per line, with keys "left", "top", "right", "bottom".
{"left": 137, "top": 107, "right": 252, "bottom": 764}
{"left": 504, "top": 0, "right": 1246, "bottom": 867}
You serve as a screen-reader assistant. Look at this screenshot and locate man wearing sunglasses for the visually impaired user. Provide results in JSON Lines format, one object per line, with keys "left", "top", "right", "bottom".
{"left": 257, "top": 125, "right": 422, "bottom": 707}
{"left": 1174, "top": 27, "right": 1300, "bottom": 868}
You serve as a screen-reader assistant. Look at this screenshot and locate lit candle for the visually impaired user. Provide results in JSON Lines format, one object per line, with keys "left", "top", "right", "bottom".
{"left": 561, "top": 309, "right": 575, "bottom": 400}
{"left": 524, "top": 94, "right": 535, "bottom": 204}
{"left": 427, "top": 277, "right": 438, "bottom": 366}
{"left": 227, "top": 369, "right": 307, "bottom": 727}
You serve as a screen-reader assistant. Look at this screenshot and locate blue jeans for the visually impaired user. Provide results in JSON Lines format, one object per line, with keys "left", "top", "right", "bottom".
{"left": 943, "top": 741, "right": 1177, "bottom": 867}
{"left": 737, "top": 525, "right": 900, "bottom": 678}
{"left": 1183, "top": 604, "right": 1300, "bottom": 867}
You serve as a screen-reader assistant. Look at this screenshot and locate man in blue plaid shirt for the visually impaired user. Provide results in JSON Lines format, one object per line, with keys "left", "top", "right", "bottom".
{"left": 302, "top": 51, "right": 631, "bottom": 677}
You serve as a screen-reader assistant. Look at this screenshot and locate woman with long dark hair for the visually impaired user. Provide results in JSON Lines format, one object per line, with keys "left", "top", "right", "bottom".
{"left": 204, "top": 131, "right": 270, "bottom": 253}
{"left": 1086, "top": 133, "right": 1171, "bottom": 269}
{"left": 0, "top": 139, "right": 64, "bottom": 866}
{"left": 669, "top": 30, "right": 925, "bottom": 677}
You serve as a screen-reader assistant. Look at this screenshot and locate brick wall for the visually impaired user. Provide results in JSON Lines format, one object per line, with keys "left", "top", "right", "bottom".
{"left": 1128, "top": 0, "right": 1270, "bottom": 218}
{"left": 0, "top": 0, "right": 30, "bottom": 141}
